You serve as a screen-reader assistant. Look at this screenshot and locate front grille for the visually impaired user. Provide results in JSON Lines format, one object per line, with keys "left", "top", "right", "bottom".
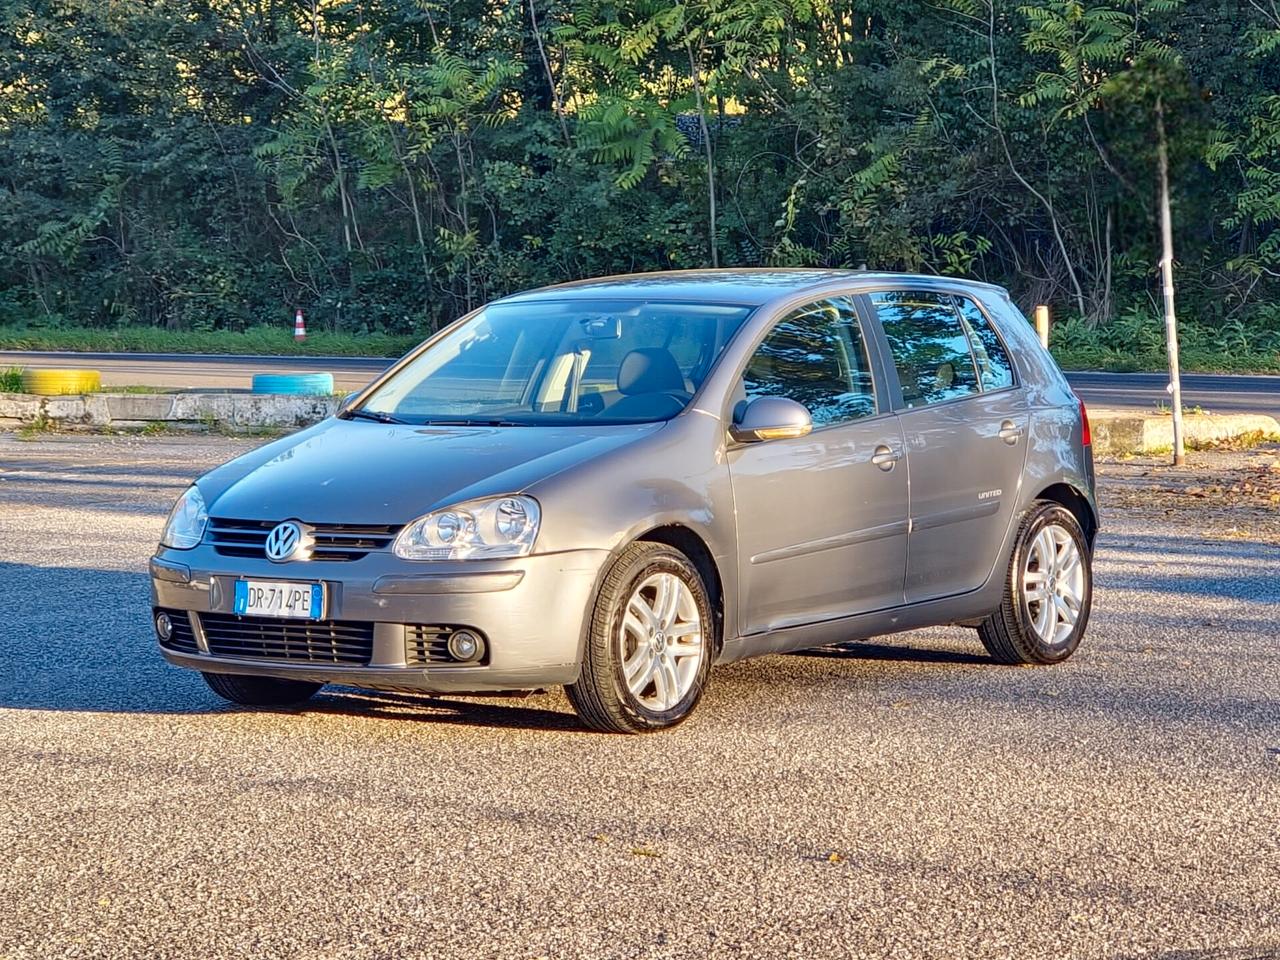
{"left": 198, "top": 613, "right": 374, "bottom": 665}
{"left": 405, "top": 625, "right": 456, "bottom": 665}
{"left": 208, "top": 518, "right": 401, "bottom": 562}
{"left": 156, "top": 609, "right": 198, "bottom": 653}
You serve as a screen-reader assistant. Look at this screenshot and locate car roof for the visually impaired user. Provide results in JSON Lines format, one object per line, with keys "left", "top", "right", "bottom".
{"left": 493, "top": 269, "right": 1010, "bottom": 309}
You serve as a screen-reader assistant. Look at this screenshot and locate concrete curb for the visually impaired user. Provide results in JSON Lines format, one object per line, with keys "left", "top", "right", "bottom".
{"left": 0, "top": 392, "right": 340, "bottom": 431}
{"left": 1090, "top": 408, "right": 1280, "bottom": 455}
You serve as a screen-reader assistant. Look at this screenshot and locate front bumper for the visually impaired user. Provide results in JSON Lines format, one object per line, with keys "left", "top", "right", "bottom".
{"left": 149, "top": 546, "right": 611, "bottom": 694}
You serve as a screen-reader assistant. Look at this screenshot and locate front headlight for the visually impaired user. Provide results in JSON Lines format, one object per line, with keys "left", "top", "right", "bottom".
{"left": 160, "top": 485, "right": 208, "bottom": 549}
{"left": 394, "top": 495, "right": 541, "bottom": 560}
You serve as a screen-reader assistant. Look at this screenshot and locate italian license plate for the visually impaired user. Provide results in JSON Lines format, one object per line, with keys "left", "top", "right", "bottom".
{"left": 233, "top": 580, "right": 324, "bottom": 620}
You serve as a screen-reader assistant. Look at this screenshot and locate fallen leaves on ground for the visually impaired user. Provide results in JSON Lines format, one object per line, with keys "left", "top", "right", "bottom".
{"left": 1098, "top": 445, "right": 1280, "bottom": 543}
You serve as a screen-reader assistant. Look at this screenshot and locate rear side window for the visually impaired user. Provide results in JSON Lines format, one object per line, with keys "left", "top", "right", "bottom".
{"left": 741, "top": 296, "right": 876, "bottom": 428}
{"left": 872, "top": 291, "right": 980, "bottom": 408}
{"left": 954, "top": 296, "right": 1015, "bottom": 391}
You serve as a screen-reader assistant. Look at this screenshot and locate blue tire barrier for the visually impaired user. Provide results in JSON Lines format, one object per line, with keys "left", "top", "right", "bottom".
{"left": 251, "top": 372, "right": 335, "bottom": 396}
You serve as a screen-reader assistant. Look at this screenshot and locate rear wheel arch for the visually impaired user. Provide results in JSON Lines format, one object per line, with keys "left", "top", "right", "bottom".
{"left": 1034, "top": 482, "right": 1098, "bottom": 550}
{"left": 978, "top": 500, "right": 1093, "bottom": 664}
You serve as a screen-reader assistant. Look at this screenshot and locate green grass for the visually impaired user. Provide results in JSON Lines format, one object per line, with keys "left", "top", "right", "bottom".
{"left": 0, "top": 325, "right": 420, "bottom": 358}
{"left": 1052, "top": 347, "right": 1280, "bottom": 375}
{"left": 0, "top": 367, "right": 21, "bottom": 391}
{"left": 15, "top": 412, "right": 54, "bottom": 439}
{"left": 1048, "top": 311, "right": 1280, "bottom": 374}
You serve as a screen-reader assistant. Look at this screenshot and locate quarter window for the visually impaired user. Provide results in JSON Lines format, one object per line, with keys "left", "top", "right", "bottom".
{"left": 872, "top": 291, "right": 980, "bottom": 408}
{"left": 954, "top": 296, "right": 1015, "bottom": 391}
{"left": 741, "top": 297, "right": 876, "bottom": 428}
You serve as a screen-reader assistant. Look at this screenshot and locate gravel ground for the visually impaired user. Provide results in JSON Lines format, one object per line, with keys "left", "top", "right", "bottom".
{"left": 1101, "top": 442, "right": 1280, "bottom": 544}
{"left": 1, "top": 433, "right": 1277, "bottom": 960}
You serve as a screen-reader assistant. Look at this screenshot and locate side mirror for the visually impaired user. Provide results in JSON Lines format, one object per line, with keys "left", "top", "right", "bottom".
{"left": 336, "top": 392, "right": 356, "bottom": 414}
{"left": 730, "top": 396, "right": 813, "bottom": 443}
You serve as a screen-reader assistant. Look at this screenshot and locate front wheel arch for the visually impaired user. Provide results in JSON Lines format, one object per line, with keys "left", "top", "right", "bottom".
{"left": 565, "top": 539, "right": 716, "bottom": 733}
{"left": 634, "top": 525, "right": 724, "bottom": 657}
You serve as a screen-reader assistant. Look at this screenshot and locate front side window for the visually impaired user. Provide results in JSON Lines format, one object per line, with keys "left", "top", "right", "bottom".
{"left": 954, "top": 296, "right": 1015, "bottom": 391}
{"left": 740, "top": 297, "right": 876, "bottom": 428}
{"left": 872, "top": 291, "right": 980, "bottom": 408}
{"left": 359, "top": 299, "right": 752, "bottom": 425}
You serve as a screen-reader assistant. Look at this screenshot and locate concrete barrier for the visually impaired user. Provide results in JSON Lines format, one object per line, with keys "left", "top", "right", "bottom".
{"left": 0, "top": 392, "right": 341, "bottom": 431}
{"left": 1090, "top": 408, "right": 1280, "bottom": 456}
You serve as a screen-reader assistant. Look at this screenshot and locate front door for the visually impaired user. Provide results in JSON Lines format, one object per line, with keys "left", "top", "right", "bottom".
{"left": 727, "top": 296, "right": 909, "bottom": 636}
{"left": 868, "top": 290, "right": 1030, "bottom": 603}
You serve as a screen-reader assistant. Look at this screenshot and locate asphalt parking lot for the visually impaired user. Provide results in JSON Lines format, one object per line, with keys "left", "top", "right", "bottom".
{"left": 1, "top": 433, "right": 1278, "bottom": 960}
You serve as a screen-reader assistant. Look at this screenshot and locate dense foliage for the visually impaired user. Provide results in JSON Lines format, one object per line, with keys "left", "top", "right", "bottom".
{"left": 2, "top": 0, "right": 1280, "bottom": 360}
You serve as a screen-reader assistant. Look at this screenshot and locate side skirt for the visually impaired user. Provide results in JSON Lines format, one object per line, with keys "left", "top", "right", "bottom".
{"left": 716, "top": 570, "right": 1006, "bottom": 664}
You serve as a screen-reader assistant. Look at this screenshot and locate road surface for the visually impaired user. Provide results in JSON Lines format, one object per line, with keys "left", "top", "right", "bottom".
{"left": 2, "top": 433, "right": 1278, "bottom": 958}
{"left": 1, "top": 350, "right": 1277, "bottom": 414}
{"left": 1064, "top": 369, "right": 1279, "bottom": 416}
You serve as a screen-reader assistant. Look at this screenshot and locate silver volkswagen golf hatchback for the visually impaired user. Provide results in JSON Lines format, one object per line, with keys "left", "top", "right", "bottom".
{"left": 152, "top": 270, "right": 1097, "bottom": 732}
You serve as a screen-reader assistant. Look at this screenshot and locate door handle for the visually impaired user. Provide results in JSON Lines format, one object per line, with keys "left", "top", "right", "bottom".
{"left": 871, "top": 445, "right": 900, "bottom": 471}
{"left": 998, "top": 420, "right": 1022, "bottom": 445}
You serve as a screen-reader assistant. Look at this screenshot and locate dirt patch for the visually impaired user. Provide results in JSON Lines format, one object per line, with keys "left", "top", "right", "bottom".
{"left": 1097, "top": 441, "right": 1280, "bottom": 543}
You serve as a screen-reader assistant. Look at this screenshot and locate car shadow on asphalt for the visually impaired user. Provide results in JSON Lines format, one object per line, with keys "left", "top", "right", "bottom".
{"left": 0, "top": 560, "right": 588, "bottom": 730}
{"left": 2, "top": 559, "right": 995, "bottom": 731}
{"left": 795, "top": 640, "right": 992, "bottom": 666}
{"left": 305, "top": 687, "right": 585, "bottom": 732}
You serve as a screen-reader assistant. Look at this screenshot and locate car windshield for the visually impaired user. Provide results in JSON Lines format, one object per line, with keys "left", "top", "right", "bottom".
{"left": 357, "top": 299, "right": 753, "bottom": 425}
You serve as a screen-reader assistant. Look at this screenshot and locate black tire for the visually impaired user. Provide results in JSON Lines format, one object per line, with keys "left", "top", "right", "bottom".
{"left": 202, "top": 672, "right": 323, "bottom": 707}
{"left": 565, "top": 541, "right": 714, "bottom": 733}
{"left": 977, "top": 501, "right": 1093, "bottom": 665}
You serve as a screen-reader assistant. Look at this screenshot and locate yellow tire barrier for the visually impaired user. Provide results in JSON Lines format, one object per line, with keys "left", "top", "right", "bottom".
{"left": 20, "top": 369, "right": 102, "bottom": 396}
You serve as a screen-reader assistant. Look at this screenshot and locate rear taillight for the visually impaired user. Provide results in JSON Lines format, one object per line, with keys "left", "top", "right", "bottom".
{"left": 1078, "top": 397, "right": 1091, "bottom": 446}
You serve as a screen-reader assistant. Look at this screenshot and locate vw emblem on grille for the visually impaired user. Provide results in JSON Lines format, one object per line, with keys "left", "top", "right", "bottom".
{"left": 265, "top": 520, "right": 313, "bottom": 562}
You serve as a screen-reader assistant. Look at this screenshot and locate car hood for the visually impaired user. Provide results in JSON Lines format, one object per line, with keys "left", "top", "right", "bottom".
{"left": 199, "top": 418, "right": 664, "bottom": 524}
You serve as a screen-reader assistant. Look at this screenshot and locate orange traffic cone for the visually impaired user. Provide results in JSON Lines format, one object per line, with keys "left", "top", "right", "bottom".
{"left": 293, "top": 308, "right": 307, "bottom": 341}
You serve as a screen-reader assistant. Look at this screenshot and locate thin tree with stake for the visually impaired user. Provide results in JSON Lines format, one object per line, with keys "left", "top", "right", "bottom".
{"left": 1156, "top": 95, "right": 1186, "bottom": 467}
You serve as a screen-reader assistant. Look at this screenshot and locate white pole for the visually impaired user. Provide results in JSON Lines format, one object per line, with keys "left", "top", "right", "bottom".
{"left": 1156, "top": 97, "right": 1186, "bottom": 467}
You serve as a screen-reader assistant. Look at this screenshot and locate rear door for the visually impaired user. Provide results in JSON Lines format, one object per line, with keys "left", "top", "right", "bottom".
{"left": 727, "top": 296, "right": 909, "bottom": 635}
{"left": 864, "top": 289, "right": 1029, "bottom": 603}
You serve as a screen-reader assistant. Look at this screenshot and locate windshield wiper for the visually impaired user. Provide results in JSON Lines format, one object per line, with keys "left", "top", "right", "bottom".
{"left": 421, "top": 418, "right": 527, "bottom": 427}
{"left": 339, "top": 408, "right": 405, "bottom": 424}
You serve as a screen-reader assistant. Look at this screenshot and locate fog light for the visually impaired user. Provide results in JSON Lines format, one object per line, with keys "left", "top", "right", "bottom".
{"left": 155, "top": 612, "right": 174, "bottom": 642}
{"left": 446, "top": 629, "right": 484, "bottom": 663}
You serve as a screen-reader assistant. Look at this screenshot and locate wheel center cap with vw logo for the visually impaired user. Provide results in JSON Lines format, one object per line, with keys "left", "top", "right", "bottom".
{"left": 265, "top": 520, "right": 314, "bottom": 562}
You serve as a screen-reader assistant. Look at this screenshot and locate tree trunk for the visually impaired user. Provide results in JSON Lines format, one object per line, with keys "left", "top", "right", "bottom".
{"left": 687, "top": 43, "right": 718, "bottom": 268}
{"left": 1156, "top": 97, "right": 1185, "bottom": 467}
{"left": 528, "top": 0, "right": 571, "bottom": 147}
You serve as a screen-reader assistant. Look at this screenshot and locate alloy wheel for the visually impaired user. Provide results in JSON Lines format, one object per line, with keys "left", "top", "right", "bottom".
{"left": 617, "top": 572, "right": 704, "bottom": 711}
{"left": 1022, "top": 523, "right": 1086, "bottom": 646}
